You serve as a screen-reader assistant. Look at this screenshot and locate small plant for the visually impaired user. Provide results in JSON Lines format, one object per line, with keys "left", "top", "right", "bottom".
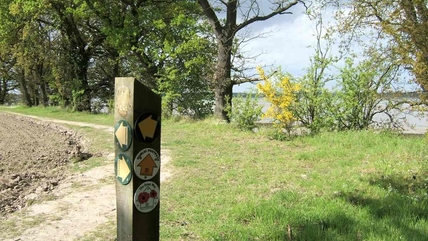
{"left": 225, "top": 92, "right": 263, "bottom": 131}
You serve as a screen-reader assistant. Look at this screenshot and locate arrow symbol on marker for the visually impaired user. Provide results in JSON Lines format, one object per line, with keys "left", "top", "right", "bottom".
{"left": 115, "top": 122, "right": 128, "bottom": 148}
{"left": 137, "top": 155, "right": 157, "bottom": 176}
{"left": 117, "top": 156, "right": 131, "bottom": 181}
{"left": 138, "top": 115, "right": 158, "bottom": 140}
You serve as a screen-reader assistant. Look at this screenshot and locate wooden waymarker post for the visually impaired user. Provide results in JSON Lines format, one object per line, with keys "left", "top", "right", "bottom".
{"left": 114, "top": 77, "right": 161, "bottom": 240}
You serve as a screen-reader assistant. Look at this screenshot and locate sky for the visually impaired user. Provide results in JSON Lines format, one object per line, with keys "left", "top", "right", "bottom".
{"left": 232, "top": 2, "right": 327, "bottom": 92}
{"left": 229, "top": 1, "right": 419, "bottom": 93}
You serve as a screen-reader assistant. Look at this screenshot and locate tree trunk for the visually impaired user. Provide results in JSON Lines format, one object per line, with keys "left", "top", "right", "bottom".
{"left": 75, "top": 67, "right": 91, "bottom": 112}
{"left": 19, "top": 70, "right": 32, "bottom": 107}
{"left": 213, "top": 35, "right": 233, "bottom": 121}
{"left": 214, "top": 83, "right": 233, "bottom": 121}
{"left": 74, "top": 50, "right": 91, "bottom": 112}
{"left": 0, "top": 79, "right": 5, "bottom": 105}
{"left": 39, "top": 80, "right": 49, "bottom": 106}
{"left": 37, "top": 62, "right": 49, "bottom": 106}
{"left": 198, "top": 0, "right": 300, "bottom": 121}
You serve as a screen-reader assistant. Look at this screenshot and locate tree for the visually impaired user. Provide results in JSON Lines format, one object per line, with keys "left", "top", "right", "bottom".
{"left": 1, "top": 0, "right": 216, "bottom": 115}
{"left": 291, "top": 10, "right": 337, "bottom": 133}
{"left": 87, "top": 0, "right": 215, "bottom": 117}
{"left": 48, "top": 0, "right": 105, "bottom": 111}
{"left": 198, "top": 0, "right": 302, "bottom": 121}
{"left": 333, "top": 53, "right": 403, "bottom": 130}
{"left": 335, "top": 0, "right": 428, "bottom": 99}
{"left": 0, "top": 58, "right": 18, "bottom": 105}
{"left": 12, "top": 19, "right": 53, "bottom": 107}
{"left": 0, "top": 0, "right": 28, "bottom": 105}
{"left": 158, "top": 24, "right": 216, "bottom": 119}
{"left": 6, "top": 0, "right": 106, "bottom": 110}
{"left": 0, "top": 0, "right": 48, "bottom": 107}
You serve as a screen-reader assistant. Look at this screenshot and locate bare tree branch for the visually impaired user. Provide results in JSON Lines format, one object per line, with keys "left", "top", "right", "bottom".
{"left": 235, "top": 0, "right": 300, "bottom": 32}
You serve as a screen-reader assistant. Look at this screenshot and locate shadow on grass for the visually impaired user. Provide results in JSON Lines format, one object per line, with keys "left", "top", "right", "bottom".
{"left": 205, "top": 168, "right": 428, "bottom": 241}
{"left": 210, "top": 173, "right": 428, "bottom": 241}
{"left": 336, "top": 173, "right": 428, "bottom": 241}
{"left": 287, "top": 213, "right": 360, "bottom": 241}
{"left": 291, "top": 174, "right": 428, "bottom": 240}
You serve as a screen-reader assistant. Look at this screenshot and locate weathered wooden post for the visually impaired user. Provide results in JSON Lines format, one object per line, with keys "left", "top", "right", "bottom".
{"left": 114, "top": 77, "right": 161, "bottom": 240}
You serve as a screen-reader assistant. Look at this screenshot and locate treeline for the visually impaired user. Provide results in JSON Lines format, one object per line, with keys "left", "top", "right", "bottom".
{"left": 1, "top": 0, "right": 428, "bottom": 124}
{"left": 0, "top": 0, "right": 215, "bottom": 117}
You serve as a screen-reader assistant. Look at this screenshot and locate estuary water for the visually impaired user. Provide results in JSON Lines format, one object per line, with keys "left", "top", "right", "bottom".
{"left": 256, "top": 99, "right": 428, "bottom": 134}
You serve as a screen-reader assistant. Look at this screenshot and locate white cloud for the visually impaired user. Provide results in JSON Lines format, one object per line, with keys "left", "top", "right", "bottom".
{"left": 234, "top": 10, "right": 319, "bottom": 92}
{"left": 231, "top": 2, "right": 420, "bottom": 93}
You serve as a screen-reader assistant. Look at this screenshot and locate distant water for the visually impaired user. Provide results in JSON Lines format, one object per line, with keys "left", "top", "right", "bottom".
{"left": 373, "top": 103, "right": 428, "bottom": 134}
{"left": 257, "top": 99, "right": 428, "bottom": 134}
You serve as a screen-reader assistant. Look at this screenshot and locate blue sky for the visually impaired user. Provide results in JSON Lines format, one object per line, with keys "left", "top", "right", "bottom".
{"left": 229, "top": 1, "right": 419, "bottom": 93}
{"left": 232, "top": 2, "right": 324, "bottom": 92}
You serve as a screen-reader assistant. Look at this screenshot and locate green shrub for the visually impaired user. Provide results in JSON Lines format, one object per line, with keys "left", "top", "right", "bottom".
{"left": 333, "top": 57, "right": 402, "bottom": 131}
{"left": 225, "top": 92, "right": 263, "bottom": 131}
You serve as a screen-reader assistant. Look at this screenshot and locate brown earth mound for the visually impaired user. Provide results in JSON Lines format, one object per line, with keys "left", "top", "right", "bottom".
{"left": 0, "top": 113, "right": 83, "bottom": 216}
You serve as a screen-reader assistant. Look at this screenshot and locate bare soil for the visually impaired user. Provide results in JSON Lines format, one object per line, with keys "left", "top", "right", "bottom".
{"left": 0, "top": 113, "right": 173, "bottom": 241}
{"left": 0, "top": 113, "right": 83, "bottom": 216}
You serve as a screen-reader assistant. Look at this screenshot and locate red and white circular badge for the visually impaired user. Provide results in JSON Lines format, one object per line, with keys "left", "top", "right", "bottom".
{"left": 133, "top": 181, "right": 160, "bottom": 213}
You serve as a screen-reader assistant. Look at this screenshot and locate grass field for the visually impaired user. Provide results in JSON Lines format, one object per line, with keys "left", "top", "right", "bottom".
{"left": 160, "top": 121, "right": 428, "bottom": 241}
{"left": 1, "top": 106, "right": 428, "bottom": 240}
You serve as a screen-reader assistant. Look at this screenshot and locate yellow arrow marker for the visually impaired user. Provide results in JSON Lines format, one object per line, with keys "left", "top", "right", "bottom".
{"left": 138, "top": 115, "right": 158, "bottom": 139}
{"left": 115, "top": 122, "right": 128, "bottom": 148}
{"left": 137, "top": 155, "right": 157, "bottom": 176}
{"left": 117, "top": 156, "right": 131, "bottom": 180}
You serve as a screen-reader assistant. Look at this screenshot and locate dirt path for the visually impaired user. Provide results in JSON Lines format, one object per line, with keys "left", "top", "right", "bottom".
{"left": 4, "top": 112, "right": 115, "bottom": 132}
{"left": 0, "top": 113, "right": 173, "bottom": 241}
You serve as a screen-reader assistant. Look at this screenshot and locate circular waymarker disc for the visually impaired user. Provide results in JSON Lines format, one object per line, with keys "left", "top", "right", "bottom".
{"left": 114, "top": 154, "right": 132, "bottom": 185}
{"left": 134, "top": 112, "right": 160, "bottom": 143}
{"left": 134, "top": 148, "right": 160, "bottom": 181}
{"left": 114, "top": 120, "right": 133, "bottom": 151}
{"left": 134, "top": 181, "right": 160, "bottom": 213}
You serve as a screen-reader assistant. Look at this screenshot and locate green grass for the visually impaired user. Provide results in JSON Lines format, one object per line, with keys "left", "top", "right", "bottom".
{"left": 159, "top": 120, "right": 428, "bottom": 241}
{"left": 0, "top": 214, "right": 56, "bottom": 237}
{"left": 2, "top": 106, "right": 428, "bottom": 240}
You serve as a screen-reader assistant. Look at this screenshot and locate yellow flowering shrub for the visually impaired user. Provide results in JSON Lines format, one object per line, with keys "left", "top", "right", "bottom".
{"left": 256, "top": 66, "right": 300, "bottom": 130}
